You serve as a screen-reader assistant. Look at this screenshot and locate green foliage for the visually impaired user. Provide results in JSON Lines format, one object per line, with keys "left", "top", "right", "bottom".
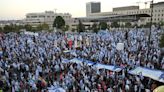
{"left": 120, "top": 24, "right": 125, "bottom": 28}
{"left": 159, "top": 21, "right": 164, "bottom": 26}
{"left": 25, "top": 24, "right": 32, "bottom": 31}
{"left": 92, "top": 23, "right": 98, "bottom": 33}
{"left": 27, "top": 23, "right": 50, "bottom": 32}
{"left": 111, "top": 22, "right": 119, "bottom": 28}
{"left": 53, "top": 16, "right": 65, "bottom": 29}
{"left": 77, "top": 20, "right": 85, "bottom": 32}
{"left": 125, "top": 22, "right": 132, "bottom": 28}
{"left": 99, "top": 22, "right": 107, "bottom": 30}
{"left": 71, "top": 28, "right": 76, "bottom": 32}
{"left": 4, "top": 25, "right": 11, "bottom": 32}
{"left": 0, "top": 27, "right": 2, "bottom": 31}
{"left": 142, "top": 22, "right": 156, "bottom": 28}
{"left": 62, "top": 25, "right": 69, "bottom": 31}
{"left": 37, "top": 24, "right": 42, "bottom": 31}
{"left": 2, "top": 24, "right": 26, "bottom": 33}
{"left": 41, "top": 23, "right": 49, "bottom": 30}
{"left": 3, "top": 25, "right": 12, "bottom": 32}
{"left": 159, "top": 34, "right": 164, "bottom": 48}
{"left": 146, "top": 22, "right": 151, "bottom": 27}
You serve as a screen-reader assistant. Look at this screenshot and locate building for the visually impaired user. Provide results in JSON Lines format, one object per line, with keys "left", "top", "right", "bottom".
{"left": 113, "top": 6, "right": 139, "bottom": 12}
{"left": 86, "top": 2, "right": 101, "bottom": 17}
{"left": 25, "top": 11, "right": 73, "bottom": 29}
{"left": 88, "top": 2, "right": 164, "bottom": 25}
{"left": 0, "top": 20, "right": 25, "bottom": 29}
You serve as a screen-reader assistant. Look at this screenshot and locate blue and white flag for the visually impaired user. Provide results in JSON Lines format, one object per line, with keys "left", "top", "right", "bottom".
{"left": 95, "top": 63, "right": 123, "bottom": 72}
{"left": 48, "top": 86, "right": 66, "bottom": 92}
{"left": 129, "top": 66, "right": 164, "bottom": 83}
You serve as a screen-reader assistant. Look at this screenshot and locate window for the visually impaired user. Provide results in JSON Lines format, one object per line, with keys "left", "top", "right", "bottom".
{"left": 31, "top": 16, "right": 37, "bottom": 18}
{"left": 162, "top": 14, "right": 163, "bottom": 16}
{"left": 158, "top": 14, "right": 160, "bottom": 16}
{"left": 27, "top": 16, "right": 30, "bottom": 18}
{"left": 39, "top": 16, "right": 45, "bottom": 18}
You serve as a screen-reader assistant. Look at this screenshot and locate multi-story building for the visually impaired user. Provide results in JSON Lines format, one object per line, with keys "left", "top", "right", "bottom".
{"left": 24, "top": 11, "right": 72, "bottom": 29}
{"left": 88, "top": 2, "right": 164, "bottom": 25}
{"left": 86, "top": 2, "right": 101, "bottom": 17}
{"left": 0, "top": 20, "right": 25, "bottom": 29}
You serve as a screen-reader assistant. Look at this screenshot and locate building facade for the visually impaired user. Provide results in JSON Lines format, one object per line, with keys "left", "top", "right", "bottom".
{"left": 25, "top": 11, "right": 73, "bottom": 29}
{"left": 88, "top": 2, "right": 164, "bottom": 25}
{"left": 86, "top": 2, "right": 101, "bottom": 17}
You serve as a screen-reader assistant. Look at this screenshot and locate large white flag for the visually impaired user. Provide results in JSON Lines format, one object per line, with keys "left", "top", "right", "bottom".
{"left": 129, "top": 66, "right": 164, "bottom": 83}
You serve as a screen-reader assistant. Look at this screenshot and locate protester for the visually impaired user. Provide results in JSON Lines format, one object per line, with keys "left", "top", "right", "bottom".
{"left": 0, "top": 28, "right": 163, "bottom": 92}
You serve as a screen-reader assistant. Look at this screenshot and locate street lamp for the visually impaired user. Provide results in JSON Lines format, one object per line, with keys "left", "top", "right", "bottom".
{"left": 148, "top": 0, "right": 154, "bottom": 45}
{"left": 147, "top": 0, "right": 154, "bottom": 60}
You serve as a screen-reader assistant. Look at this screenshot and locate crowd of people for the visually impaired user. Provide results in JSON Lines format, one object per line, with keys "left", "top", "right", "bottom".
{"left": 0, "top": 28, "right": 164, "bottom": 92}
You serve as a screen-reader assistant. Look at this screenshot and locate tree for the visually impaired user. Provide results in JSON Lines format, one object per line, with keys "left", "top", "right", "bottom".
{"left": 120, "top": 24, "right": 125, "bottom": 28}
{"left": 62, "top": 25, "right": 69, "bottom": 32}
{"left": 71, "top": 28, "right": 76, "bottom": 32}
{"left": 143, "top": 22, "right": 150, "bottom": 28}
{"left": 133, "top": 24, "right": 138, "bottom": 28}
{"left": 125, "top": 22, "right": 132, "bottom": 28}
{"left": 99, "top": 22, "right": 107, "bottom": 30}
{"left": 92, "top": 23, "right": 98, "bottom": 33}
{"left": 111, "top": 22, "right": 119, "bottom": 28}
{"left": 53, "top": 16, "right": 65, "bottom": 29}
{"left": 159, "top": 21, "right": 164, "bottom": 26}
{"left": 25, "top": 24, "right": 32, "bottom": 31}
{"left": 36, "top": 24, "right": 42, "bottom": 31}
{"left": 41, "top": 23, "right": 49, "bottom": 30}
{"left": 77, "top": 20, "right": 85, "bottom": 32}
{"left": 3, "top": 25, "right": 13, "bottom": 32}
{"left": 0, "top": 27, "right": 3, "bottom": 32}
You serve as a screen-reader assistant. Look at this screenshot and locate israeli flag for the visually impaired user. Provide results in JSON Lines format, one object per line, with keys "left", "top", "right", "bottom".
{"left": 129, "top": 66, "right": 164, "bottom": 83}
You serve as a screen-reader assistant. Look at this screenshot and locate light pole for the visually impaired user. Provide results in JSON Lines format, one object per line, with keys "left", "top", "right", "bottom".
{"left": 147, "top": 0, "right": 154, "bottom": 60}
{"left": 148, "top": 0, "right": 154, "bottom": 45}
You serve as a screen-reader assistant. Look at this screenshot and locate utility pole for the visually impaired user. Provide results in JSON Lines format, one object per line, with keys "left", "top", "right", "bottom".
{"left": 145, "top": 2, "right": 147, "bottom": 9}
{"left": 149, "top": 0, "right": 154, "bottom": 45}
{"left": 54, "top": 8, "right": 57, "bottom": 14}
{"left": 147, "top": 0, "right": 154, "bottom": 60}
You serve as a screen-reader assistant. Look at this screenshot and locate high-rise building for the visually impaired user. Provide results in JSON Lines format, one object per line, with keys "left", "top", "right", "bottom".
{"left": 86, "top": 2, "right": 101, "bottom": 17}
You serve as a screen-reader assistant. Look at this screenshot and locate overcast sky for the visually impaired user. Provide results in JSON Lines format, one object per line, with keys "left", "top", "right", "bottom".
{"left": 0, "top": 0, "right": 164, "bottom": 20}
